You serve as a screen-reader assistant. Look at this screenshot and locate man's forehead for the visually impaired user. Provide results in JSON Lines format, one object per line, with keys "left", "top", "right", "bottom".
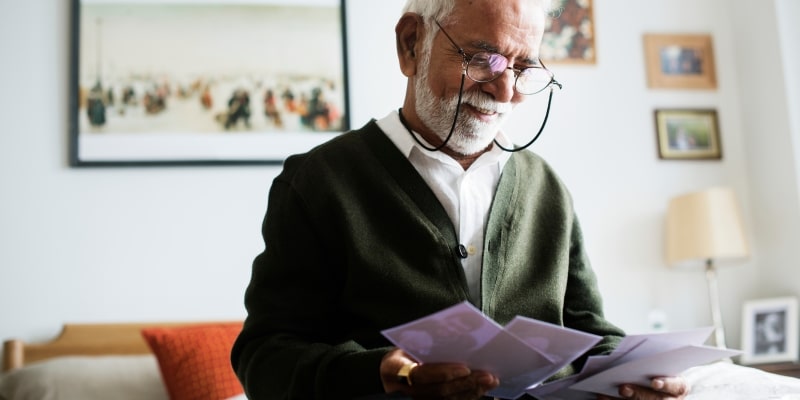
{"left": 446, "top": 0, "right": 547, "bottom": 40}
{"left": 450, "top": 0, "right": 548, "bottom": 20}
{"left": 444, "top": 12, "right": 545, "bottom": 63}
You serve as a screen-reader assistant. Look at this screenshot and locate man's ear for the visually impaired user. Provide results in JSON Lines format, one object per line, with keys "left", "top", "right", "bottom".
{"left": 395, "top": 13, "right": 424, "bottom": 77}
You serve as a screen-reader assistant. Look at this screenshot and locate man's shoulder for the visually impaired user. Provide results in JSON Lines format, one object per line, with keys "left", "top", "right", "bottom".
{"left": 504, "top": 150, "right": 573, "bottom": 200}
{"left": 284, "top": 120, "right": 384, "bottom": 164}
{"left": 277, "top": 120, "right": 394, "bottom": 183}
{"left": 313, "top": 119, "right": 384, "bottom": 151}
{"left": 507, "top": 149, "right": 557, "bottom": 177}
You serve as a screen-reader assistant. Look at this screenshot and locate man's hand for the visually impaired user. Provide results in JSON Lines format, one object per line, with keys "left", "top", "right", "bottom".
{"left": 380, "top": 348, "right": 499, "bottom": 400}
{"left": 597, "top": 376, "right": 690, "bottom": 400}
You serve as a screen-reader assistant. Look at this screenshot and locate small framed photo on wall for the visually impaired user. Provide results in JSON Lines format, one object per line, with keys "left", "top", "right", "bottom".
{"left": 740, "top": 297, "right": 799, "bottom": 365}
{"left": 654, "top": 109, "right": 721, "bottom": 160}
{"left": 643, "top": 33, "right": 717, "bottom": 89}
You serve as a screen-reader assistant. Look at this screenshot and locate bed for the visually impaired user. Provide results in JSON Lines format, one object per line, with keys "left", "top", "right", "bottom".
{"left": 1, "top": 322, "right": 799, "bottom": 400}
{"left": 0, "top": 321, "right": 247, "bottom": 400}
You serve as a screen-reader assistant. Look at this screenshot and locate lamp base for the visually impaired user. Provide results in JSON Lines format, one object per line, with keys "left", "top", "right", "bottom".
{"left": 705, "top": 259, "right": 727, "bottom": 349}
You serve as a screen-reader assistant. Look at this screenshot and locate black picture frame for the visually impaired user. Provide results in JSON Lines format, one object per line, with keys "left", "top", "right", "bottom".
{"left": 69, "top": 0, "right": 350, "bottom": 167}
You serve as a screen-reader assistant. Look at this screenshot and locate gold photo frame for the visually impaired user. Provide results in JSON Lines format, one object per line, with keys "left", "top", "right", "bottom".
{"left": 655, "top": 109, "right": 721, "bottom": 160}
{"left": 643, "top": 33, "right": 717, "bottom": 89}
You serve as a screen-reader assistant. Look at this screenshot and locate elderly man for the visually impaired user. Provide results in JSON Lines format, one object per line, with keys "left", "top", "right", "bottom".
{"left": 232, "top": 1, "right": 690, "bottom": 399}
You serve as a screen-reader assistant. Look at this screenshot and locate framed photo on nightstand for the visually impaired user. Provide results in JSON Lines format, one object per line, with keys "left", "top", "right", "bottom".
{"left": 740, "top": 297, "right": 799, "bottom": 365}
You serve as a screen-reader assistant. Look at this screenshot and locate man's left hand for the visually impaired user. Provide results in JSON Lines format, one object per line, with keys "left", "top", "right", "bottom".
{"left": 597, "top": 376, "right": 690, "bottom": 400}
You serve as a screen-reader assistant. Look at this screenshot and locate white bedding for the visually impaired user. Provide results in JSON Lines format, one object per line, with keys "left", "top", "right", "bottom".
{"left": 1, "top": 357, "right": 799, "bottom": 400}
{"left": 682, "top": 361, "right": 800, "bottom": 399}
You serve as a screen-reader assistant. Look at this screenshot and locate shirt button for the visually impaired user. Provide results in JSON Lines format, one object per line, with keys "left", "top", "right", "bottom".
{"left": 467, "top": 245, "right": 477, "bottom": 255}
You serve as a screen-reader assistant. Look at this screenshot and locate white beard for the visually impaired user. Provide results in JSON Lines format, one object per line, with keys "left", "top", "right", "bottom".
{"left": 414, "top": 63, "right": 513, "bottom": 156}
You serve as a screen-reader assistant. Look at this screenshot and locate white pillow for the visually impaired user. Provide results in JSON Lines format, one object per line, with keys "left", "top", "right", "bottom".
{"left": 0, "top": 355, "right": 169, "bottom": 400}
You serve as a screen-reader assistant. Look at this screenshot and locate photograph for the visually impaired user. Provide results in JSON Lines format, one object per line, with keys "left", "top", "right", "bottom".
{"left": 740, "top": 297, "right": 799, "bottom": 365}
{"left": 643, "top": 33, "right": 717, "bottom": 89}
{"left": 70, "top": 0, "right": 349, "bottom": 166}
{"left": 540, "top": 0, "right": 595, "bottom": 64}
{"left": 654, "top": 109, "right": 721, "bottom": 160}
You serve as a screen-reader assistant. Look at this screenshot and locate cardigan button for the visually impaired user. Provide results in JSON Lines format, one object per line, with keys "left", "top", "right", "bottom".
{"left": 457, "top": 244, "right": 468, "bottom": 258}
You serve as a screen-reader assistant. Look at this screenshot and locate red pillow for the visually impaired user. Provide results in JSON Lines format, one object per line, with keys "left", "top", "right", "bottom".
{"left": 141, "top": 322, "right": 244, "bottom": 400}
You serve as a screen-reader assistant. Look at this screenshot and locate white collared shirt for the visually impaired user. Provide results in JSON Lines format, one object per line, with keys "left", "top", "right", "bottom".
{"left": 376, "top": 110, "right": 511, "bottom": 303}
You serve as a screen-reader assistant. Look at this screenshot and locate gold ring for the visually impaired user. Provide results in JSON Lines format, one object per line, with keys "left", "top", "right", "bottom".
{"left": 396, "top": 362, "right": 419, "bottom": 386}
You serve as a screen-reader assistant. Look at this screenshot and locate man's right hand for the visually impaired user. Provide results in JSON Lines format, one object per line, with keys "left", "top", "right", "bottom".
{"left": 379, "top": 348, "right": 499, "bottom": 400}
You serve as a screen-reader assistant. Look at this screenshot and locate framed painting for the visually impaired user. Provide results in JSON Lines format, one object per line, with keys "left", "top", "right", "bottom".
{"left": 740, "top": 297, "right": 799, "bottom": 365}
{"left": 70, "top": 0, "right": 350, "bottom": 166}
{"left": 643, "top": 33, "right": 717, "bottom": 89}
{"left": 541, "top": 0, "right": 595, "bottom": 64}
{"left": 654, "top": 109, "right": 721, "bottom": 160}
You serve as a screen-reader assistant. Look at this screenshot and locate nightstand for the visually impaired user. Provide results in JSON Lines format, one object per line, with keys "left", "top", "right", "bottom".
{"left": 750, "top": 362, "right": 800, "bottom": 378}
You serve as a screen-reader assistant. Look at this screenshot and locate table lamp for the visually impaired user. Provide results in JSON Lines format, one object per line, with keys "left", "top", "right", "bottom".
{"left": 665, "top": 187, "right": 749, "bottom": 349}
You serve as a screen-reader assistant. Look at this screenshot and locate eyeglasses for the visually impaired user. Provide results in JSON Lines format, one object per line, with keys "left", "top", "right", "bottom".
{"left": 435, "top": 20, "right": 560, "bottom": 95}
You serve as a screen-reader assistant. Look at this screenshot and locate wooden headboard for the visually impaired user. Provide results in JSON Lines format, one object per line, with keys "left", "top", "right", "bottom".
{"left": 2, "top": 322, "right": 225, "bottom": 373}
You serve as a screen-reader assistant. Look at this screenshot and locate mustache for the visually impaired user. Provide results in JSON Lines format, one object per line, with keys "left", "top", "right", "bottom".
{"left": 456, "top": 91, "right": 513, "bottom": 114}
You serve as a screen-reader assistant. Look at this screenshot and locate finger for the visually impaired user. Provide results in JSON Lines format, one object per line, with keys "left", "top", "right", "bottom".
{"left": 473, "top": 370, "right": 500, "bottom": 391}
{"left": 411, "top": 367, "right": 498, "bottom": 399}
{"left": 410, "top": 363, "right": 471, "bottom": 386}
{"left": 651, "top": 376, "right": 690, "bottom": 396}
{"left": 379, "top": 348, "right": 421, "bottom": 394}
{"left": 618, "top": 384, "right": 683, "bottom": 400}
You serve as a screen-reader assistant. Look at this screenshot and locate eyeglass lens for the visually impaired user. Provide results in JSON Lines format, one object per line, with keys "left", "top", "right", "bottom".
{"left": 467, "top": 52, "right": 554, "bottom": 95}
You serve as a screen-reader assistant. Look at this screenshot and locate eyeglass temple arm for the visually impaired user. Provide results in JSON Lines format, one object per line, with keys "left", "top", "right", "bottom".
{"left": 434, "top": 20, "right": 469, "bottom": 75}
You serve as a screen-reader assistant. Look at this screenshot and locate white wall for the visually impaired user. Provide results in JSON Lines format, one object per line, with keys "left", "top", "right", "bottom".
{"left": 759, "top": 0, "right": 800, "bottom": 294}
{"left": 0, "top": 0, "right": 270, "bottom": 342}
{"left": 730, "top": 0, "right": 800, "bottom": 315}
{"left": 1, "top": 0, "right": 798, "bottom": 359}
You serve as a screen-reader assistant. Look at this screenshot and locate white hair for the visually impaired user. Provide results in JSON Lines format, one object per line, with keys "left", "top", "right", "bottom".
{"left": 402, "top": 0, "right": 557, "bottom": 66}
{"left": 402, "top": 0, "right": 556, "bottom": 23}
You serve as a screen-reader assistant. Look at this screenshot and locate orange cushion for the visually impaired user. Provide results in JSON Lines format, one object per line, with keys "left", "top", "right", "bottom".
{"left": 141, "top": 322, "right": 244, "bottom": 400}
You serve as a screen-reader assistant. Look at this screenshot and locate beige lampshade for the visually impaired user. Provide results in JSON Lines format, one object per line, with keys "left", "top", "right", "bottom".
{"left": 665, "top": 187, "right": 749, "bottom": 265}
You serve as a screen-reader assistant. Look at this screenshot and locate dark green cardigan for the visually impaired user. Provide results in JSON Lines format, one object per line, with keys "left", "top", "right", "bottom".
{"left": 231, "top": 120, "right": 624, "bottom": 399}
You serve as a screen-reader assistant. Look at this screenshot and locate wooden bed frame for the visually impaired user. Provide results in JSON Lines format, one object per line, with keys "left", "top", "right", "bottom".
{"left": 2, "top": 322, "right": 221, "bottom": 373}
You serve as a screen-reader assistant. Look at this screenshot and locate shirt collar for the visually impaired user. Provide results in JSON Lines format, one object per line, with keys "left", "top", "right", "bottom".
{"left": 376, "top": 110, "right": 512, "bottom": 170}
